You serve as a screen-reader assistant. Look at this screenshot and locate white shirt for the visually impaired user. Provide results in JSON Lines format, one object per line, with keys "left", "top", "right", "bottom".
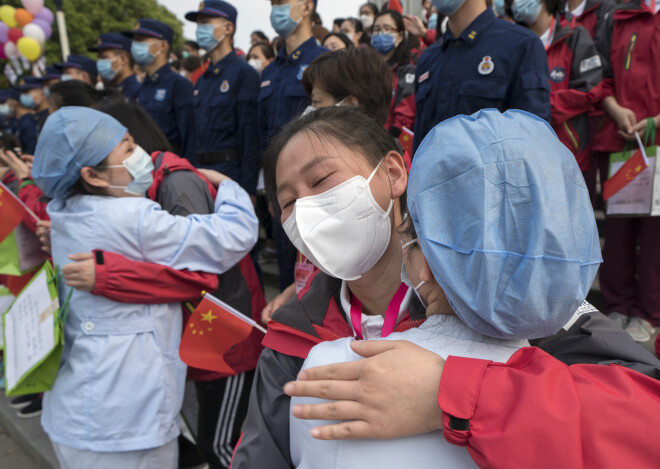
{"left": 339, "top": 280, "right": 413, "bottom": 339}
{"left": 540, "top": 26, "right": 553, "bottom": 49}
{"left": 565, "top": 0, "right": 587, "bottom": 17}
{"left": 644, "top": 0, "right": 660, "bottom": 13}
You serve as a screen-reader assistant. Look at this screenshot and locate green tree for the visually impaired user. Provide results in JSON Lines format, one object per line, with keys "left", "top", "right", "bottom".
{"left": 1, "top": 0, "right": 182, "bottom": 86}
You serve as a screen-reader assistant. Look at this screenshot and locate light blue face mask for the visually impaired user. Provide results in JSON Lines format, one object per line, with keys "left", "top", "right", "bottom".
{"left": 60, "top": 74, "right": 73, "bottom": 82}
{"left": 428, "top": 13, "right": 438, "bottom": 30}
{"left": 20, "top": 93, "right": 37, "bottom": 110}
{"left": 97, "top": 56, "right": 118, "bottom": 81}
{"left": 131, "top": 41, "right": 158, "bottom": 66}
{"left": 431, "top": 0, "right": 466, "bottom": 16}
{"left": 0, "top": 103, "right": 11, "bottom": 116}
{"left": 103, "top": 145, "right": 154, "bottom": 196}
{"left": 371, "top": 33, "right": 397, "bottom": 54}
{"left": 493, "top": 0, "right": 507, "bottom": 17}
{"left": 44, "top": 87, "right": 51, "bottom": 99}
{"left": 196, "top": 23, "right": 225, "bottom": 52}
{"left": 270, "top": 1, "right": 304, "bottom": 38}
{"left": 512, "top": 0, "right": 543, "bottom": 25}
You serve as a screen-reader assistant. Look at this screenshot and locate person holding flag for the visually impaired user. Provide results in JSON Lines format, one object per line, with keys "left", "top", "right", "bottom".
{"left": 594, "top": 0, "right": 660, "bottom": 342}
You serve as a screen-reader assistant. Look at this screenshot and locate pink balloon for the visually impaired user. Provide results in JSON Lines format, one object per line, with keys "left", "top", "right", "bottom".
{"left": 21, "top": 0, "right": 44, "bottom": 16}
{"left": 33, "top": 6, "right": 52, "bottom": 24}
{"left": 32, "top": 18, "right": 51, "bottom": 38}
{"left": 0, "top": 23, "right": 8, "bottom": 43}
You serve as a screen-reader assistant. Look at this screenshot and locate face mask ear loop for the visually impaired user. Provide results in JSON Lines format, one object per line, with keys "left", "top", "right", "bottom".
{"left": 366, "top": 158, "right": 395, "bottom": 218}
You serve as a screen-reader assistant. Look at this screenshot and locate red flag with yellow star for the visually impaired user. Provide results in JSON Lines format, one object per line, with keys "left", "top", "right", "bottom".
{"left": 603, "top": 146, "right": 649, "bottom": 201}
{"left": 0, "top": 181, "right": 27, "bottom": 242}
{"left": 388, "top": 0, "right": 403, "bottom": 13}
{"left": 179, "top": 293, "right": 266, "bottom": 374}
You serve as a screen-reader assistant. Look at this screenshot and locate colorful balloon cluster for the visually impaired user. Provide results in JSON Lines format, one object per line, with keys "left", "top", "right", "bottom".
{"left": 0, "top": 0, "right": 54, "bottom": 62}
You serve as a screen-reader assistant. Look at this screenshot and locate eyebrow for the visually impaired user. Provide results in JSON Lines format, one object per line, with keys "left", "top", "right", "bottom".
{"left": 277, "top": 155, "right": 337, "bottom": 195}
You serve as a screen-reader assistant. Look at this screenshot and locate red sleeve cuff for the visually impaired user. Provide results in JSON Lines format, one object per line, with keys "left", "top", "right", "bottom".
{"left": 91, "top": 250, "right": 107, "bottom": 297}
{"left": 438, "top": 355, "right": 492, "bottom": 446}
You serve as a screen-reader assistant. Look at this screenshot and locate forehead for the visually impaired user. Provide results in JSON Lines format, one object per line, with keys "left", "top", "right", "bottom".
{"left": 375, "top": 15, "right": 396, "bottom": 26}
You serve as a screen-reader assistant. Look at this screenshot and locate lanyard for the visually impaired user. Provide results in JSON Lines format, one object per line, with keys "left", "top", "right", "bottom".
{"left": 350, "top": 283, "right": 409, "bottom": 340}
{"left": 544, "top": 17, "right": 556, "bottom": 51}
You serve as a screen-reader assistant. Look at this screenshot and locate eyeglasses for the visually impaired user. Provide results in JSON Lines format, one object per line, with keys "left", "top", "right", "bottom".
{"left": 372, "top": 25, "right": 399, "bottom": 34}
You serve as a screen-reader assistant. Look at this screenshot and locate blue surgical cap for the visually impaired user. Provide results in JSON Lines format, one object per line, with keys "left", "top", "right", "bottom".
{"left": 32, "top": 107, "right": 127, "bottom": 199}
{"left": 408, "top": 109, "right": 602, "bottom": 340}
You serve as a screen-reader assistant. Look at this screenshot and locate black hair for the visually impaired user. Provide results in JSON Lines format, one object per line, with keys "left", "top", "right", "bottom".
{"left": 181, "top": 56, "right": 202, "bottom": 73}
{"left": 94, "top": 100, "right": 172, "bottom": 154}
{"left": 49, "top": 80, "right": 123, "bottom": 109}
{"left": 321, "top": 32, "right": 354, "bottom": 49}
{"left": 263, "top": 106, "right": 402, "bottom": 218}
{"left": 272, "top": 36, "right": 285, "bottom": 54}
{"left": 333, "top": 18, "right": 345, "bottom": 28}
{"left": 184, "top": 40, "right": 200, "bottom": 50}
{"left": 0, "top": 131, "right": 21, "bottom": 152}
{"left": 302, "top": 47, "right": 391, "bottom": 126}
{"left": 341, "top": 17, "right": 369, "bottom": 44}
{"left": 248, "top": 41, "right": 275, "bottom": 61}
{"left": 251, "top": 30, "right": 269, "bottom": 43}
{"left": 360, "top": 2, "right": 379, "bottom": 15}
{"left": 374, "top": 9, "right": 411, "bottom": 67}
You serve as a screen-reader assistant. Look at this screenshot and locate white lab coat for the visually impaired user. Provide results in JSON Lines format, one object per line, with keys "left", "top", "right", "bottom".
{"left": 42, "top": 181, "right": 257, "bottom": 452}
{"left": 290, "top": 314, "right": 528, "bottom": 469}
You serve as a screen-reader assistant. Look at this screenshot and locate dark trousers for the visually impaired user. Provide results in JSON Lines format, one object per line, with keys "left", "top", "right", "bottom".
{"left": 596, "top": 154, "right": 660, "bottom": 324}
{"left": 194, "top": 370, "right": 255, "bottom": 469}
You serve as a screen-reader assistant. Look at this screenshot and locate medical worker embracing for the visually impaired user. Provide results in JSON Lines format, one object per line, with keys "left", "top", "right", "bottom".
{"left": 31, "top": 107, "right": 258, "bottom": 469}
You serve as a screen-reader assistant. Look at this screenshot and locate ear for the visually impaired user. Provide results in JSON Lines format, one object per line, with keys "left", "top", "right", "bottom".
{"left": 383, "top": 150, "right": 407, "bottom": 200}
{"left": 417, "top": 254, "right": 434, "bottom": 283}
{"left": 302, "top": 0, "right": 314, "bottom": 16}
{"left": 226, "top": 22, "right": 235, "bottom": 37}
{"left": 80, "top": 166, "right": 110, "bottom": 189}
{"left": 344, "top": 95, "right": 360, "bottom": 107}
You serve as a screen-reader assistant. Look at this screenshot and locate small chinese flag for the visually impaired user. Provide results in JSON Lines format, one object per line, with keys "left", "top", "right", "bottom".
{"left": 603, "top": 135, "right": 649, "bottom": 201}
{"left": 179, "top": 293, "right": 265, "bottom": 374}
{"left": 388, "top": 0, "right": 403, "bottom": 13}
{"left": 0, "top": 181, "right": 27, "bottom": 242}
{"left": 398, "top": 127, "right": 414, "bottom": 173}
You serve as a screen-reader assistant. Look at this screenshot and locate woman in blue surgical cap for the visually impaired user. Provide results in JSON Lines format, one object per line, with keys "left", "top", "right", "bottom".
{"left": 31, "top": 107, "right": 258, "bottom": 468}
{"left": 283, "top": 107, "right": 660, "bottom": 468}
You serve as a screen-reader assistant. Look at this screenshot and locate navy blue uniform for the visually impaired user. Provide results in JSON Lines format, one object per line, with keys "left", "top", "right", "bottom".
{"left": 118, "top": 74, "right": 141, "bottom": 101}
{"left": 138, "top": 64, "right": 196, "bottom": 162}
{"left": 257, "top": 37, "right": 327, "bottom": 147}
{"left": 1, "top": 116, "right": 18, "bottom": 136}
{"left": 194, "top": 51, "right": 260, "bottom": 194}
{"left": 16, "top": 109, "right": 48, "bottom": 154}
{"left": 413, "top": 8, "right": 550, "bottom": 151}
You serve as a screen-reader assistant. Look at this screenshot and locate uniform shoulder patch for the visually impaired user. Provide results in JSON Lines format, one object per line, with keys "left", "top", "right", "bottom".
{"left": 579, "top": 55, "right": 602, "bottom": 74}
{"left": 418, "top": 71, "right": 430, "bottom": 83}
{"left": 478, "top": 56, "right": 494, "bottom": 75}
{"left": 261, "top": 80, "right": 271, "bottom": 88}
{"left": 155, "top": 89, "right": 167, "bottom": 102}
{"left": 297, "top": 65, "right": 309, "bottom": 81}
{"left": 220, "top": 80, "right": 230, "bottom": 93}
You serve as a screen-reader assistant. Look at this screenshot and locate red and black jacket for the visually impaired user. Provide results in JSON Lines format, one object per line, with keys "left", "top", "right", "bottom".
{"left": 386, "top": 62, "right": 417, "bottom": 139}
{"left": 547, "top": 20, "right": 604, "bottom": 170}
{"left": 90, "top": 151, "right": 265, "bottom": 379}
{"left": 561, "top": 0, "right": 618, "bottom": 38}
{"left": 592, "top": 0, "right": 660, "bottom": 154}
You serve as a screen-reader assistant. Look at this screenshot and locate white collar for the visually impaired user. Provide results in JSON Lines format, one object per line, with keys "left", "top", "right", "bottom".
{"left": 565, "top": 0, "right": 587, "bottom": 17}
{"left": 644, "top": 0, "right": 660, "bottom": 13}
{"left": 540, "top": 26, "right": 553, "bottom": 49}
{"left": 340, "top": 281, "right": 413, "bottom": 340}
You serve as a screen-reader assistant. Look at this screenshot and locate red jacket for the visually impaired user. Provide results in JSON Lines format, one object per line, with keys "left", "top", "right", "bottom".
{"left": 90, "top": 151, "right": 265, "bottom": 379}
{"left": 547, "top": 20, "right": 603, "bottom": 170}
{"left": 561, "top": 0, "right": 618, "bottom": 37}
{"left": 385, "top": 63, "right": 417, "bottom": 139}
{"left": 593, "top": 0, "right": 660, "bottom": 153}
{"left": 440, "top": 347, "right": 660, "bottom": 468}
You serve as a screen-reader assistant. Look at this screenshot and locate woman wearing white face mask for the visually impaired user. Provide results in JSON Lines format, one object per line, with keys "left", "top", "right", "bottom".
{"left": 31, "top": 107, "right": 258, "bottom": 469}
{"left": 359, "top": 2, "right": 379, "bottom": 34}
{"left": 231, "top": 106, "right": 423, "bottom": 469}
{"left": 247, "top": 41, "right": 275, "bottom": 75}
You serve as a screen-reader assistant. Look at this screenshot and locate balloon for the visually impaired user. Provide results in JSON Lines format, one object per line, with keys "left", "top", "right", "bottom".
{"left": 0, "top": 47, "right": 6, "bottom": 60}
{"left": 8, "top": 27, "right": 23, "bottom": 43}
{"left": 4, "top": 41, "right": 18, "bottom": 59}
{"left": 0, "top": 5, "right": 17, "bottom": 27}
{"left": 32, "top": 18, "right": 51, "bottom": 39}
{"left": 14, "top": 8, "right": 34, "bottom": 27}
{"left": 34, "top": 7, "right": 53, "bottom": 24}
{"left": 0, "top": 22, "right": 8, "bottom": 43}
{"left": 22, "top": 0, "right": 44, "bottom": 16}
{"left": 17, "top": 36, "right": 41, "bottom": 61}
{"left": 23, "top": 23, "right": 45, "bottom": 44}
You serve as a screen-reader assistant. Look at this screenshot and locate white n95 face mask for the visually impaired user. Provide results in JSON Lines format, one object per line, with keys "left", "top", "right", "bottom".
{"left": 103, "top": 145, "right": 154, "bottom": 196}
{"left": 283, "top": 160, "right": 393, "bottom": 281}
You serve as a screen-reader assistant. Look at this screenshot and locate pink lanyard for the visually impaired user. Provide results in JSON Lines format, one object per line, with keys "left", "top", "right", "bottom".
{"left": 350, "top": 283, "right": 409, "bottom": 340}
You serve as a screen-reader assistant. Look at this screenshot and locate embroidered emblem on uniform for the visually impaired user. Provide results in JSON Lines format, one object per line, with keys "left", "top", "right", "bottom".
{"left": 220, "top": 80, "right": 230, "bottom": 93}
{"left": 155, "top": 89, "right": 167, "bottom": 101}
{"left": 478, "top": 56, "right": 494, "bottom": 75}
{"left": 261, "top": 80, "right": 271, "bottom": 88}
{"left": 579, "top": 55, "right": 601, "bottom": 74}
{"left": 405, "top": 73, "right": 415, "bottom": 84}
{"left": 468, "top": 30, "right": 477, "bottom": 40}
{"left": 418, "top": 71, "right": 430, "bottom": 83}
{"left": 550, "top": 66, "right": 566, "bottom": 83}
{"left": 297, "top": 65, "right": 308, "bottom": 80}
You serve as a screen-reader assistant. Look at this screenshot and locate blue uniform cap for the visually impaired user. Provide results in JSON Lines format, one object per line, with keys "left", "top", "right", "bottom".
{"left": 122, "top": 19, "right": 174, "bottom": 45}
{"left": 32, "top": 107, "right": 128, "bottom": 199}
{"left": 8, "top": 88, "right": 20, "bottom": 100}
{"left": 407, "top": 109, "right": 602, "bottom": 340}
{"left": 88, "top": 32, "right": 132, "bottom": 52}
{"left": 54, "top": 54, "right": 99, "bottom": 81}
{"left": 15, "top": 76, "right": 44, "bottom": 91}
{"left": 185, "top": 1, "right": 237, "bottom": 24}
{"left": 43, "top": 66, "right": 62, "bottom": 80}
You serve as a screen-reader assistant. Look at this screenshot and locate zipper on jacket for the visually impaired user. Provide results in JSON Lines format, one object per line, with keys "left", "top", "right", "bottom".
{"left": 625, "top": 33, "right": 637, "bottom": 71}
{"left": 563, "top": 121, "right": 580, "bottom": 152}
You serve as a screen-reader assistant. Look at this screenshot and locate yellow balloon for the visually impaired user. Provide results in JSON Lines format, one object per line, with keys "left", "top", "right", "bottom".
{"left": 17, "top": 37, "right": 41, "bottom": 61}
{"left": 0, "top": 5, "right": 18, "bottom": 27}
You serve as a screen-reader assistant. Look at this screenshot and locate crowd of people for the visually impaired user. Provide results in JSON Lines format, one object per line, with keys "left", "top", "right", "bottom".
{"left": 0, "top": 0, "right": 659, "bottom": 468}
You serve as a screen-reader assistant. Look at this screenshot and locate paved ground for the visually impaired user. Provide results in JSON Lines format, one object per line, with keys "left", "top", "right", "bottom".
{"left": 0, "top": 425, "right": 38, "bottom": 469}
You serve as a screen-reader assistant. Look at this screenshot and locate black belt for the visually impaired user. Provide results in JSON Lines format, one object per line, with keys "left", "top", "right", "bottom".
{"left": 196, "top": 149, "right": 239, "bottom": 164}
